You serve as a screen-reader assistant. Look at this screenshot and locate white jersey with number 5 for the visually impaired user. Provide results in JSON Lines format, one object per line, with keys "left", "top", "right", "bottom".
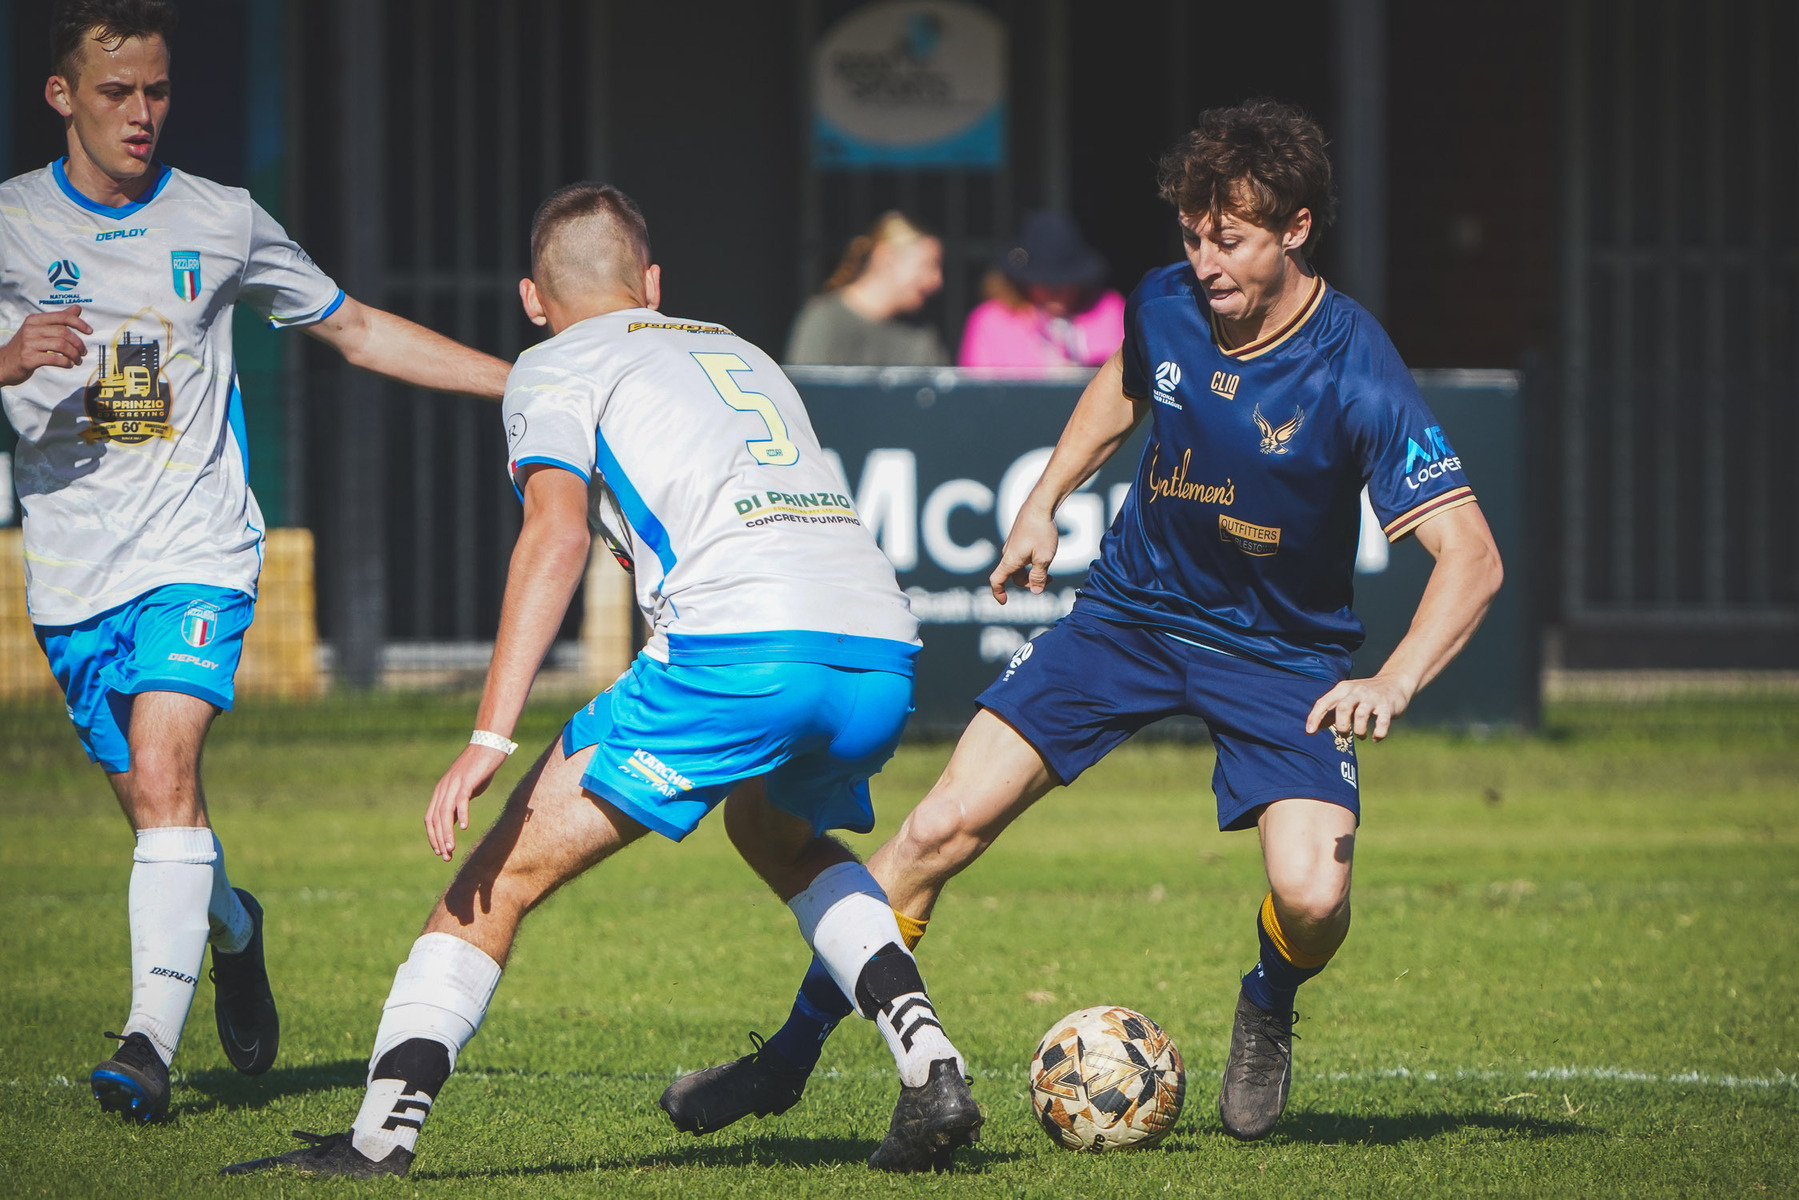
{"left": 503, "top": 308, "right": 918, "bottom": 670}
{"left": 0, "top": 160, "right": 343, "bottom": 625}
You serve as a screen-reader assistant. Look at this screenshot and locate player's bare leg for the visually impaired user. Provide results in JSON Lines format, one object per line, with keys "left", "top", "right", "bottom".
{"left": 224, "top": 736, "right": 648, "bottom": 1178}
{"left": 665, "top": 709, "right": 1054, "bottom": 1141}
{"left": 91, "top": 691, "right": 266, "bottom": 1122}
{"left": 1220, "top": 796, "right": 1357, "bottom": 1141}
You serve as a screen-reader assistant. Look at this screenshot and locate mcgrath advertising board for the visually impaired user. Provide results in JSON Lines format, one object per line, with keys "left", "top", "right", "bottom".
{"left": 793, "top": 368, "right": 1529, "bottom": 735}
{"left": 812, "top": 1, "right": 1007, "bottom": 169}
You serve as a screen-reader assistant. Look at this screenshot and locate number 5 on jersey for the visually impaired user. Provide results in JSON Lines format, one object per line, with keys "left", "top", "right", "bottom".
{"left": 692, "top": 352, "right": 799, "bottom": 467}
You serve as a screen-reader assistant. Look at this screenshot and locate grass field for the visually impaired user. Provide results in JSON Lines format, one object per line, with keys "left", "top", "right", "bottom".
{"left": 1, "top": 696, "right": 1795, "bottom": 1197}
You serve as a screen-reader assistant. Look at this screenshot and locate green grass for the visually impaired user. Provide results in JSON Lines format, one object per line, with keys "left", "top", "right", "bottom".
{"left": 1, "top": 696, "right": 1795, "bottom": 1197}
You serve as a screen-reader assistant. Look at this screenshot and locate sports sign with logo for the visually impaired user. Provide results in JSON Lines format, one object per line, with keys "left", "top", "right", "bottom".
{"left": 171, "top": 251, "right": 202, "bottom": 301}
{"left": 812, "top": 1, "right": 1007, "bottom": 169}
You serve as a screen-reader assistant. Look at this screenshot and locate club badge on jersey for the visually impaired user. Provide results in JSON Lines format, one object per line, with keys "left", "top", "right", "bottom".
{"left": 171, "top": 251, "right": 202, "bottom": 301}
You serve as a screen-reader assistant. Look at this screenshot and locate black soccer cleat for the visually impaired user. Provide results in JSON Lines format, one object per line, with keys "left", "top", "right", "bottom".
{"left": 91, "top": 1031, "right": 170, "bottom": 1123}
{"left": 219, "top": 1130, "right": 412, "bottom": 1178}
{"left": 211, "top": 888, "right": 279, "bottom": 1076}
{"left": 866, "top": 1057, "right": 983, "bottom": 1173}
{"left": 659, "top": 1032, "right": 811, "bottom": 1135}
{"left": 1218, "top": 987, "right": 1296, "bottom": 1141}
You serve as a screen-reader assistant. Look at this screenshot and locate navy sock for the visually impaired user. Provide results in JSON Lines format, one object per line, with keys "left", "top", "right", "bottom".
{"left": 762, "top": 956, "right": 854, "bottom": 1073}
{"left": 1240, "top": 904, "right": 1325, "bottom": 1015}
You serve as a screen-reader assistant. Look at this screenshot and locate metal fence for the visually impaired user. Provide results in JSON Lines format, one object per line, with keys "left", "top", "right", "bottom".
{"left": 1562, "top": 0, "right": 1798, "bottom": 631}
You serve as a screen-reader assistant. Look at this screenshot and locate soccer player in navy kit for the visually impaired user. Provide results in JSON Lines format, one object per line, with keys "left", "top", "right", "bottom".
{"left": 663, "top": 100, "right": 1504, "bottom": 1143}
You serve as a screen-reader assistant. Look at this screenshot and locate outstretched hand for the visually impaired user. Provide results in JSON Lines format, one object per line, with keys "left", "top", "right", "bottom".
{"left": 0, "top": 307, "right": 92, "bottom": 386}
{"left": 426, "top": 743, "right": 508, "bottom": 861}
{"left": 989, "top": 507, "right": 1059, "bottom": 603}
{"left": 1306, "top": 674, "right": 1414, "bottom": 743}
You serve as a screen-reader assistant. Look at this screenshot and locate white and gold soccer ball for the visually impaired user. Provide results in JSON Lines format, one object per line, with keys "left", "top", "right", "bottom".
{"left": 1028, "top": 1006, "right": 1186, "bottom": 1152}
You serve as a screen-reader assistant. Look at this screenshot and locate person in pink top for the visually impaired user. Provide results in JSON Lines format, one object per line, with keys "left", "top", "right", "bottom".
{"left": 958, "top": 210, "right": 1126, "bottom": 373}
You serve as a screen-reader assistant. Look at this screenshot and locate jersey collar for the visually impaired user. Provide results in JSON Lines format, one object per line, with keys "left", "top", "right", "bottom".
{"left": 1209, "top": 274, "right": 1327, "bottom": 361}
{"left": 51, "top": 157, "right": 173, "bottom": 219}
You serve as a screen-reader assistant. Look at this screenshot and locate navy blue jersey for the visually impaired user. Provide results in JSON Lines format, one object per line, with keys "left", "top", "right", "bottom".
{"left": 1079, "top": 263, "right": 1476, "bottom": 680}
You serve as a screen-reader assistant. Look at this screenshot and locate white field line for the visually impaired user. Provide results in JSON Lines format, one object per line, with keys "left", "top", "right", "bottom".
{"left": 8, "top": 1064, "right": 1795, "bottom": 1092}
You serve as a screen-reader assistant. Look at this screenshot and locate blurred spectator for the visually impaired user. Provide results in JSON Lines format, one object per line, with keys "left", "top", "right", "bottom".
{"left": 959, "top": 210, "right": 1125, "bottom": 372}
{"left": 786, "top": 212, "right": 949, "bottom": 366}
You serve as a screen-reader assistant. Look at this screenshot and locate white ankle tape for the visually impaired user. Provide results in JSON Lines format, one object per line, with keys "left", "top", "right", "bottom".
{"left": 133, "top": 826, "right": 217, "bottom": 865}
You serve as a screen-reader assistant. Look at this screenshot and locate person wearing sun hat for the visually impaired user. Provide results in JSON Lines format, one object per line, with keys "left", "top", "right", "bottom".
{"left": 957, "top": 210, "right": 1126, "bottom": 373}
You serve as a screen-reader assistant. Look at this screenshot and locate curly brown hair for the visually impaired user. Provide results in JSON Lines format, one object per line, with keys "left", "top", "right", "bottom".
{"left": 1157, "top": 99, "right": 1337, "bottom": 253}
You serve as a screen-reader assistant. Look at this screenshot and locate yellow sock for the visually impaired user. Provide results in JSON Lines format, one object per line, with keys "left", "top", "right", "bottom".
{"left": 894, "top": 910, "right": 928, "bottom": 951}
{"left": 1260, "top": 892, "right": 1337, "bottom": 970}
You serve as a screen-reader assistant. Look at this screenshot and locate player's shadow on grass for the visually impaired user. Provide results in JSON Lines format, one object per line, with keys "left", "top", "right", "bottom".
{"left": 415, "top": 1135, "right": 1019, "bottom": 1179}
{"left": 177, "top": 1059, "right": 366, "bottom": 1115}
{"left": 1274, "top": 1107, "right": 1584, "bottom": 1146}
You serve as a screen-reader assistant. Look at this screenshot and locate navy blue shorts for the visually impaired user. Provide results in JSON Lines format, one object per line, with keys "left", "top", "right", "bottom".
{"left": 976, "top": 608, "right": 1360, "bottom": 831}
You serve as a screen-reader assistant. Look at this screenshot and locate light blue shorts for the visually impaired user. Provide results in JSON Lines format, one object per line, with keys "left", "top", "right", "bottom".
{"left": 563, "top": 655, "right": 915, "bottom": 842}
{"left": 35, "top": 583, "right": 254, "bottom": 773}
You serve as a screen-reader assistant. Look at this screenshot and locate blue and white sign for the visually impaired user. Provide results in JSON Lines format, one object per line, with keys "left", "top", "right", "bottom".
{"left": 812, "top": 1, "right": 1007, "bottom": 170}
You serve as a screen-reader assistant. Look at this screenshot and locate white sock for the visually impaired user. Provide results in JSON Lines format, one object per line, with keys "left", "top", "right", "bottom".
{"left": 788, "top": 862, "right": 963, "bottom": 1087}
{"left": 123, "top": 827, "right": 216, "bottom": 1065}
{"left": 350, "top": 933, "right": 502, "bottom": 1162}
{"left": 207, "top": 832, "right": 253, "bottom": 954}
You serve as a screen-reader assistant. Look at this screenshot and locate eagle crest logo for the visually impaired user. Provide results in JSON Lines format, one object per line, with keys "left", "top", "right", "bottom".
{"left": 1253, "top": 404, "right": 1304, "bottom": 455}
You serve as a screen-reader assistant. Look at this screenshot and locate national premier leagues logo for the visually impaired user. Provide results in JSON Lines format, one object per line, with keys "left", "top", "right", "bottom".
{"left": 48, "top": 259, "right": 81, "bottom": 291}
{"left": 180, "top": 601, "right": 220, "bottom": 649}
{"left": 171, "top": 251, "right": 201, "bottom": 301}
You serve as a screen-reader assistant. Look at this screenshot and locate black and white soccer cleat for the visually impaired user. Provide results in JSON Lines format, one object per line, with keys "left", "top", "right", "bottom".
{"left": 211, "top": 888, "right": 279, "bottom": 1075}
{"left": 867, "top": 1057, "right": 983, "bottom": 1173}
{"left": 220, "top": 1130, "right": 412, "bottom": 1178}
{"left": 1218, "top": 986, "right": 1295, "bottom": 1141}
{"left": 91, "top": 1031, "right": 170, "bottom": 1123}
{"left": 658, "top": 1032, "right": 810, "bottom": 1135}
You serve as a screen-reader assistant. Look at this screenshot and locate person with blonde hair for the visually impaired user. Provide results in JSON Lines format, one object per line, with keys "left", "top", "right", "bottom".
{"left": 785, "top": 211, "right": 948, "bottom": 366}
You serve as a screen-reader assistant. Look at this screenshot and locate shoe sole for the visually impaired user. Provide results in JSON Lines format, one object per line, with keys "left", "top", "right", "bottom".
{"left": 92, "top": 1069, "right": 165, "bottom": 1123}
{"left": 869, "top": 1106, "right": 983, "bottom": 1173}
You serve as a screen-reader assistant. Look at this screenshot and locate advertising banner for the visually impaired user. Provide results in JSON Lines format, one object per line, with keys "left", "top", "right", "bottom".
{"left": 811, "top": 1, "right": 1007, "bottom": 169}
{"left": 795, "top": 368, "right": 1529, "bottom": 735}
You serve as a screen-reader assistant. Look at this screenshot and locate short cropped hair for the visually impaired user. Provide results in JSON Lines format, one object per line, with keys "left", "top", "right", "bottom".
{"left": 1157, "top": 100, "right": 1336, "bottom": 253}
{"left": 51, "top": 0, "right": 178, "bottom": 81}
{"left": 529, "top": 183, "right": 652, "bottom": 301}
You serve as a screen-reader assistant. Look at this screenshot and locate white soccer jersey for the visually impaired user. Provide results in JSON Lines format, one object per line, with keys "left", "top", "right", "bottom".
{"left": 0, "top": 160, "right": 343, "bottom": 625}
{"left": 503, "top": 308, "right": 919, "bottom": 669}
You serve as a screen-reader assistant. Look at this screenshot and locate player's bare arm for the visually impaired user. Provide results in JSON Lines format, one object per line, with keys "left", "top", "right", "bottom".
{"left": 989, "top": 348, "right": 1146, "bottom": 602}
{"left": 1306, "top": 501, "right": 1503, "bottom": 742}
{"left": 306, "top": 296, "right": 511, "bottom": 401}
{"left": 0, "top": 306, "right": 93, "bottom": 384}
{"left": 426, "top": 465, "right": 590, "bottom": 860}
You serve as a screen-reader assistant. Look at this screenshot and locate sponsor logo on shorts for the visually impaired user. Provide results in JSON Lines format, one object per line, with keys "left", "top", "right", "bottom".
{"left": 622, "top": 748, "right": 693, "bottom": 798}
{"left": 1340, "top": 761, "right": 1358, "bottom": 788}
{"left": 181, "top": 602, "right": 220, "bottom": 648}
{"left": 1219, "top": 513, "right": 1280, "bottom": 556}
{"left": 150, "top": 965, "right": 198, "bottom": 985}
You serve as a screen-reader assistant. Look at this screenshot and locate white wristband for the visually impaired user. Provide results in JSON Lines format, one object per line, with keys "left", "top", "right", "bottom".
{"left": 470, "top": 729, "right": 518, "bottom": 756}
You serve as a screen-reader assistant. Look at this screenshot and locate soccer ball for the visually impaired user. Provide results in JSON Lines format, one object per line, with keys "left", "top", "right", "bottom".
{"left": 1028, "top": 1006, "right": 1186, "bottom": 1151}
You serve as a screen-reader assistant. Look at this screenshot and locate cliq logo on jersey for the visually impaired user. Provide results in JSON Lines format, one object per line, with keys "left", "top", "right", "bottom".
{"left": 171, "top": 251, "right": 202, "bottom": 301}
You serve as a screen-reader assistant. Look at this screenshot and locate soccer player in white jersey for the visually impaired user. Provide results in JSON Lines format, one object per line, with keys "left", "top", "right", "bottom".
{"left": 0, "top": 0, "right": 511, "bottom": 1122}
{"left": 222, "top": 184, "right": 984, "bottom": 1178}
